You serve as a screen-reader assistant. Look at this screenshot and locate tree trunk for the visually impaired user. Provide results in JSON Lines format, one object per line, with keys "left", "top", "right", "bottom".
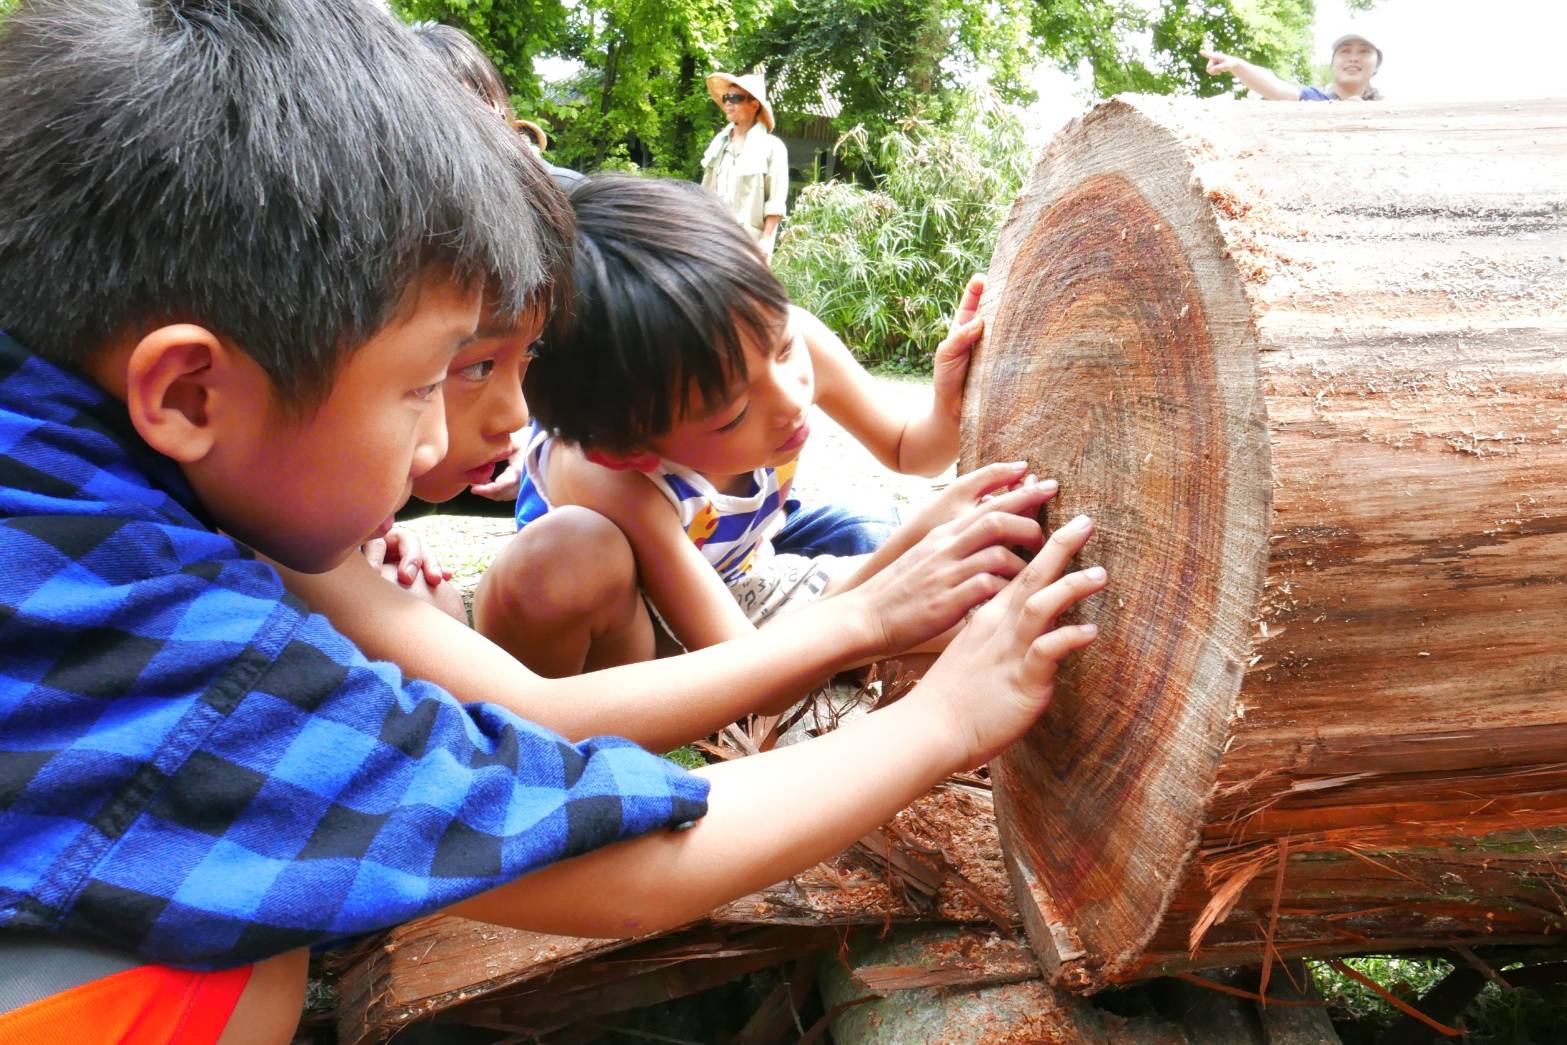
{"left": 961, "top": 96, "right": 1567, "bottom": 992}
{"left": 593, "top": 30, "right": 620, "bottom": 169}
{"left": 673, "top": 47, "right": 697, "bottom": 174}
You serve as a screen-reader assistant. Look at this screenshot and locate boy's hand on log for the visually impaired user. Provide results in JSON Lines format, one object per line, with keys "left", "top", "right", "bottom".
{"left": 855, "top": 464, "right": 1055, "bottom": 654}
{"left": 898, "top": 460, "right": 1056, "bottom": 554}
{"left": 919, "top": 514, "right": 1104, "bottom": 770}
{"left": 931, "top": 273, "right": 986, "bottom": 424}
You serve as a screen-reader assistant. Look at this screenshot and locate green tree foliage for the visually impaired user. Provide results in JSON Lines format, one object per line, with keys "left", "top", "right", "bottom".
{"left": 1033, "top": 0, "right": 1321, "bottom": 98}
{"left": 394, "top": 0, "right": 569, "bottom": 114}
{"left": 388, "top": 0, "right": 1331, "bottom": 176}
{"left": 392, "top": 0, "right": 740, "bottom": 177}
{"left": 732, "top": 0, "right": 1040, "bottom": 139}
{"left": 772, "top": 92, "right": 1032, "bottom": 371}
{"left": 548, "top": 0, "right": 738, "bottom": 176}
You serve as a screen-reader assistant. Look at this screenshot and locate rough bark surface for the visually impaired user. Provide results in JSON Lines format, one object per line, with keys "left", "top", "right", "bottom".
{"left": 960, "top": 95, "right": 1567, "bottom": 991}
{"left": 331, "top": 785, "right": 1037, "bottom": 1043}
{"left": 817, "top": 927, "right": 1107, "bottom": 1044}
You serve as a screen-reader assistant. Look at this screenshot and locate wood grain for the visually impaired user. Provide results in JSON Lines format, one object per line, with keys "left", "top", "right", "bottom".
{"left": 962, "top": 95, "right": 1567, "bottom": 990}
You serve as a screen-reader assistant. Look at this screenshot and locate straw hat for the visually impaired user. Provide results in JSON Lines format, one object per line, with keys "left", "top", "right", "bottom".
{"left": 705, "top": 72, "right": 775, "bottom": 133}
{"left": 513, "top": 119, "right": 549, "bottom": 150}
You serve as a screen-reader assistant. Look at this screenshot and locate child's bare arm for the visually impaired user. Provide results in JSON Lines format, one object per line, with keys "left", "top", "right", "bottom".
{"left": 808, "top": 276, "right": 985, "bottom": 478}
{"left": 278, "top": 479, "right": 1057, "bottom": 748}
{"left": 449, "top": 514, "right": 1104, "bottom": 938}
{"left": 561, "top": 449, "right": 1057, "bottom": 658}
{"left": 554, "top": 451, "right": 755, "bottom": 650}
{"left": 280, "top": 554, "right": 863, "bottom": 748}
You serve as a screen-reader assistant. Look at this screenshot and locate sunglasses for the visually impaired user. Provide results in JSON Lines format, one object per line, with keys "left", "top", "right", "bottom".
{"left": 720, "top": 93, "right": 753, "bottom": 104}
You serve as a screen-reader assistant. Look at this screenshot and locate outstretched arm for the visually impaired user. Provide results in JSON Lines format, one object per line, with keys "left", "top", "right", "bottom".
{"left": 1200, "top": 49, "right": 1302, "bottom": 101}
{"left": 549, "top": 450, "right": 755, "bottom": 651}
{"left": 810, "top": 276, "right": 985, "bottom": 477}
{"left": 276, "top": 474, "right": 1058, "bottom": 750}
{"left": 451, "top": 513, "right": 1106, "bottom": 938}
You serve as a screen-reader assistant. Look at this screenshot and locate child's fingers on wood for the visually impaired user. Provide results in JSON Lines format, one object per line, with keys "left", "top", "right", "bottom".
{"left": 976, "top": 473, "right": 1054, "bottom": 503}
{"left": 945, "top": 510, "right": 1043, "bottom": 562}
{"left": 955, "top": 466, "right": 1049, "bottom": 501}
{"left": 958, "top": 273, "right": 985, "bottom": 313}
{"left": 961, "top": 544, "right": 1032, "bottom": 585}
{"left": 970, "top": 480, "right": 1057, "bottom": 520}
{"left": 949, "top": 571, "right": 1011, "bottom": 613}
{"left": 1025, "top": 624, "right": 1100, "bottom": 678}
{"left": 1023, "top": 566, "right": 1107, "bottom": 630}
{"left": 951, "top": 461, "right": 1029, "bottom": 499}
{"left": 947, "top": 276, "right": 987, "bottom": 334}
{"left": 940, "top": 312, "right": 985, "bottom": 347}
{"left": 1016, "top": 514, "right": 1095, "bottom": 589}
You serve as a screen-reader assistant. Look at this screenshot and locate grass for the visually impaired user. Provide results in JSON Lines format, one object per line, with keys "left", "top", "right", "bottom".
{"left": 663, "top": 746, "right": 707, "bottom": 771}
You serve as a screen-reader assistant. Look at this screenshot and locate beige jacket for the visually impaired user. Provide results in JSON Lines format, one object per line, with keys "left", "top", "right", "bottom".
{"left": 700, "top": 124, "right": 789, "bottom": 240}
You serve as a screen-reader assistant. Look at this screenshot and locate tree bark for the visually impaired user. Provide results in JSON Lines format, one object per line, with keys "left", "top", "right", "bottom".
{"left": 961, "top": 95, "right": 1567, "bottom": 992}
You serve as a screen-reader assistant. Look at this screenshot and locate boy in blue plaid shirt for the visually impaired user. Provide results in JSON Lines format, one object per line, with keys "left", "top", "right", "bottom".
{"left": 0, "top": 0, "right": 1105, "bottom": 1039}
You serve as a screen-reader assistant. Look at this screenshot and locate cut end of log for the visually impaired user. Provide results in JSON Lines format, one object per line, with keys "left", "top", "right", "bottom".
{"left": 962, "top": 96, "right": 1274, "bottom": 989}
{"left": 967, "top": 94, "right": 1567, "bottom": 990}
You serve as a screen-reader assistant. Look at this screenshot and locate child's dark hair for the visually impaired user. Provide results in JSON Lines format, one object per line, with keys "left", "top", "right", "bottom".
{"left": 525, "top": 175, "right": 790, "bottom": 454}
{"left": 0, "top": 0, "right": 568, "bottom": 410}
{"left": 408, "top": 19, "right": 573, "bottom": 327}
{"left": 409, "top": 21, "right": 517, "bottom": 124}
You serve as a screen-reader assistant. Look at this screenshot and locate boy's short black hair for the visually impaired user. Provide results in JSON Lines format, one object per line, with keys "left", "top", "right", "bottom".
{"left": 407, "top": 19, "right": 573, "bottom": 326}
{"left": 0, "top": 0, "right": 569, "bottom": 410}
{"left": 525, "top": 175, "right": 790, "bottom": 455}
{"left": 409, "top": 21, "right": 517, "bottom": 124}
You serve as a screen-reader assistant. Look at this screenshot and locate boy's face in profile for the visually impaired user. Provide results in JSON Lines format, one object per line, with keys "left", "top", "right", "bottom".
{"left": 644, "top": 311, "right": 814, "bottom": 479}
{"left": 199, "top": 279, "right": 481, "bottom": 573}
{"left": 411, "top": 304, "right": 544, "bottom": 504}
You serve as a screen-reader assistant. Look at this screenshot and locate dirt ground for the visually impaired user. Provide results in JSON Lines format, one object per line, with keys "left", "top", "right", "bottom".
{"left": 402, "top": 374, "right": 953, "bottom": 596}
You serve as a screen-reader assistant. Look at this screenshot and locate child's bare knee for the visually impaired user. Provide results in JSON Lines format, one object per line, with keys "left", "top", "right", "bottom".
{"left": 483, "top": 506, "right": 637, "bottom": 620}
{"left": 547, "top": 506, "right": 638, "bottom": 597}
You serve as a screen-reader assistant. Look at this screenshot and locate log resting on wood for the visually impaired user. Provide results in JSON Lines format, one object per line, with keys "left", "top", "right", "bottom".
{"left": 331, "top": 785, "right": 1052, "bottom": 1043}
{"left": 960, "top": 95, "right": 1567, "bottom": 992}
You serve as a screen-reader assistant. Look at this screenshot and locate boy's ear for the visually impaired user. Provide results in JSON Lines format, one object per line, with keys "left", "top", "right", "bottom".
{"left": 121, "top": 324, "right": 252, "bottom": 464}
{"left": 584, "top": 447, "right": 661, "bottom": 473}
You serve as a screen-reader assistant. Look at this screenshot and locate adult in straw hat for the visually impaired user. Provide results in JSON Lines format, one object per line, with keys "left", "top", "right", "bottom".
{"left": 1201, "top": 32, "right": 1383, "bottom": 101}
{"left": 699, "top": 71, "right": 790, "bottom": 263}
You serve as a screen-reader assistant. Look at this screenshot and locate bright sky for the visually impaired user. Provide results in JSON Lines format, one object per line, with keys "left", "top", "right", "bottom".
{"left": 1313, "top": 0, "right": 1567, "bottom": 101}
{"left": 1023, "top": 0, "right": 1566, "bottom": 136}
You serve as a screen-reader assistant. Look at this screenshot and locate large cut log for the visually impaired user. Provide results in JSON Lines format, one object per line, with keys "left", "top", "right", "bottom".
{"left": 961, "top": 96, "right": 1567, "bottom": 991}
{"left": 331, "top": 784, "right": 1042, "bottom": 1043}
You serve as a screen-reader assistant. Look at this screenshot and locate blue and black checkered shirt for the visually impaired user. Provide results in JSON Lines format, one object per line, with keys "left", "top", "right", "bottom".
{"left": 0, "top": 333, "right": 709, "bottom": 968}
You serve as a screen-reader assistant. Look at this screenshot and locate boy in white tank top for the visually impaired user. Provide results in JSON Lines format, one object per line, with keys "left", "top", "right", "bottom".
{"left": 485, "top": 175, "right": 1037, "bottom": 672}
